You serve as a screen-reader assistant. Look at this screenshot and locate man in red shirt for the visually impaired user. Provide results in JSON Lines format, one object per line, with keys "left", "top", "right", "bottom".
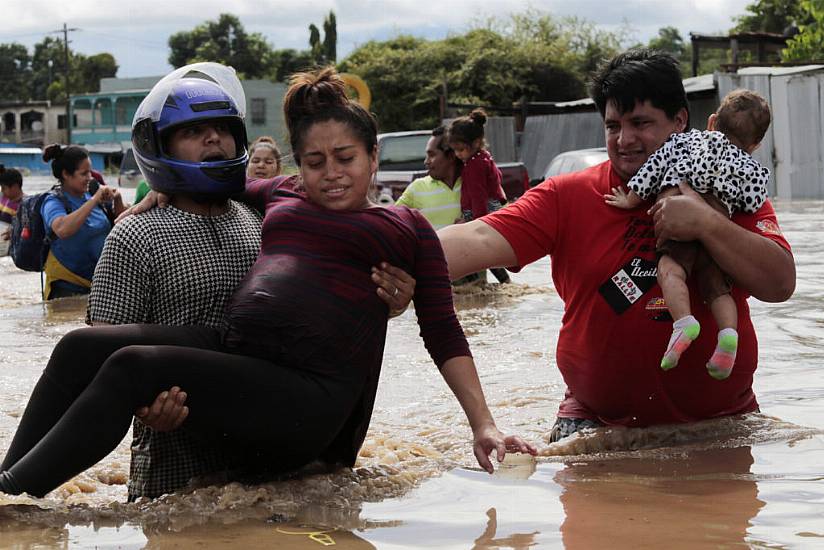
{"left": 438, "top": 49, "right": 796, "bottom": 440}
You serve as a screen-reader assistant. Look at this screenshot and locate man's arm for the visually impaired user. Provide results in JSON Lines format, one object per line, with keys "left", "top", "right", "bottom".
{"left": 437, "top": 220, "right": 518, "bottom": 280}
{"left": 650, "top": 181, "right": 795, "bottom": 302}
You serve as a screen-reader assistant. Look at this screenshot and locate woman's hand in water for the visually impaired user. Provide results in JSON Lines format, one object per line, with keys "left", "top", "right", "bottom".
{"left": 135, "top": 386, "right": 189, "bottom": 432}
{"left": 114, "top": 190, "right": 172, "bottom": 223}
{"left": 372, "top": 262, "right": 416, "bottom": 317}
{"left": 473, "top": 424, "right": 538, "bottom": 473}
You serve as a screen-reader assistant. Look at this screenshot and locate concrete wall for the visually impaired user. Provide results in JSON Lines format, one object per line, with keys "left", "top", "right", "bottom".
{"left": 242, "top": 80, "right": 288, "bottom": 159}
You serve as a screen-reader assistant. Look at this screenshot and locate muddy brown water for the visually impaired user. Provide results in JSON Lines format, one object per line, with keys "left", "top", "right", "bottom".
{"left": 1, "top": 180, "right": 823, "bottom": 548}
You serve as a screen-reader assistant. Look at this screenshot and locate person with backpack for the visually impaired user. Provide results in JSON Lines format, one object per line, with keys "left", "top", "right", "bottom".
{"left": 40, "top": 144, "right": 125, "bottom": 299}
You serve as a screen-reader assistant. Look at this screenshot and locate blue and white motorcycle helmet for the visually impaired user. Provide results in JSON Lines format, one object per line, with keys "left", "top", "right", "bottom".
{"left": 131, "top": 62, "right": 248, "bottom": 198}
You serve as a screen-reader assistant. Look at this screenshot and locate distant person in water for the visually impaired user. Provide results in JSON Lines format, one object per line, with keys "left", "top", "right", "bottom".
{"left": 40, "top": 144, "right": 125, "bottom": 299}
{"left": 0, "top": 166, "right": 24, "bottom": 247}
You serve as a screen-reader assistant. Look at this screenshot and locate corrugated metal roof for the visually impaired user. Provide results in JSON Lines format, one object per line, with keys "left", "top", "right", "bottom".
{"left": 84, "top": 143, "right": 123, "bottom": 153}
{"left": 737, "top": 65, "right": 824, "bottom": 76}
{"left": 0, "top": 148, "right": 42, "bottom": 154}
{"left": 683, "top": 73, "right": 716, "bottom": 94}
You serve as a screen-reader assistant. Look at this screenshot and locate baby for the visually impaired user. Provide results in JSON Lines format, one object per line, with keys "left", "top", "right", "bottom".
{"left": 605, "top": 89, "right": 772, "bottom": 380}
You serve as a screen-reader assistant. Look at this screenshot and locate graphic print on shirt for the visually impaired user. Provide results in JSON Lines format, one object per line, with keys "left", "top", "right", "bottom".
{"left": 599, "top": 215, "right": 659, "bottom": 315}
{"left": 621, "top": 216, "right": 656, "bottom": 252}
{"left": 599, "top": 256, "right": 658, "bottom": 314}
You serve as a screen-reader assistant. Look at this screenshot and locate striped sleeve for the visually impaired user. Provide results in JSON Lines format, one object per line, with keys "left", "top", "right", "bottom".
{"left": 406, "top": 208, "right": 471, "bottom": 367}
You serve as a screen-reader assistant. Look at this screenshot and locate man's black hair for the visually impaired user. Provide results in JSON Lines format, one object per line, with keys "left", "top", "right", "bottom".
{"left": 431, "top": 126, "right": 450, "bottom": 151}
{"left": 430, "top": 125, "right": 462, "bottom": 173}
{"left": 589, "top": 49, "right": 690, "bottom": 128}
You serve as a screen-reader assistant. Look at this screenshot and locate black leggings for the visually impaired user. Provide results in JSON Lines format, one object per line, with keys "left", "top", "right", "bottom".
{"left": 0, "top": 325, "right": 362, "bottom": 497}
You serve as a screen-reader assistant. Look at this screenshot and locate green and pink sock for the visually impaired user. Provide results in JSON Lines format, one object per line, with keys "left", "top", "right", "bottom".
{"left": 661, "top": 315, "right": 700, "bottom": 371}
{"left": 707, "top": 328, "right": 738, "bottom": 380}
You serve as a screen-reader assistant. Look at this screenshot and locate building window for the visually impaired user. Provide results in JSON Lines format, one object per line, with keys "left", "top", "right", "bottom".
{"left": 251, "top": 98, "right": 266, "bottom": 126}
{"left": 57, "top": 114, "right": 78, "bottom": 130}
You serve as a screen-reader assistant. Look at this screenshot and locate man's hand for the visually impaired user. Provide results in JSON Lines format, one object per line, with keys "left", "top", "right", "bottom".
{"left": 648, "top": 181, "right": 723, "bottom": 246}
{"left": 371, "top": 262, "right": 416, "bottom": 317}
{"left": 135, "top": 386, "right": 189, "bottom": 432}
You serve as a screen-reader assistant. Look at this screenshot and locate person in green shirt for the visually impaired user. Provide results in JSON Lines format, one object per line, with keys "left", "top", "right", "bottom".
{"left": 134, "top": 179, "right": 150, "bottom": 204}
{"left": 395, "top": 126, "right": 462, "bottom": 230}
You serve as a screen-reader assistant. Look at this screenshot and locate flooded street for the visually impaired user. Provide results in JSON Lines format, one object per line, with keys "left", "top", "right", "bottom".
{"left": 0, "top": 182, "right": 823, "bottom": 548}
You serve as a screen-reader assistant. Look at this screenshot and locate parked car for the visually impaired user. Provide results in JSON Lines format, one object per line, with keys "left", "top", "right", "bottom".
{"left": 375, "top": 130, "right": 530, "bottom": 203}
{"left": 117, "top": 148, "right": 142, "bottom": 188}
{"left": 543, "top": 147, "right": 609, "bottom": 180}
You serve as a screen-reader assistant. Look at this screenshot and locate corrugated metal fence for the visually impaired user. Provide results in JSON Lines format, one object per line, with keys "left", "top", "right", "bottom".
{"left": 520, "top": 112, "right": 605, "bottom": 182}
{"left": 716, "top": 66, "right": 824, "bottom": 199}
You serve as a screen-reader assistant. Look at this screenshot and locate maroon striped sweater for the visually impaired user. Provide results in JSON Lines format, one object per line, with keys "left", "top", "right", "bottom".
{"left": 222, "top": 176, "right": 470, "bottom": 465}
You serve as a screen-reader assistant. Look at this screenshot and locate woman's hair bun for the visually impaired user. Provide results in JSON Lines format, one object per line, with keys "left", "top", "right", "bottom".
{"left": 42, "top": 143, "right": 64, "bottom": 162}
{"left": 469, "top": 108, "right": 487, "bottom": 127}
{"left": 284, "top": 67, "right": 349, "bottom": 129}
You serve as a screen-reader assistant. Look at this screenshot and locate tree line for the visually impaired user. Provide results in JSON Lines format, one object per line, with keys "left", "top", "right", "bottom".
{"left": 0, "top": 37, "right": 117, "bottom": 103}
{"left": 0, "top": 2, "right": 821, "bottom": 132}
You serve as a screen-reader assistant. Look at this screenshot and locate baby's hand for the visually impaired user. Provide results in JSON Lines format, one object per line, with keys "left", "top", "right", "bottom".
{"left": 604, "top": 186, "right": 632, "bottom": 209}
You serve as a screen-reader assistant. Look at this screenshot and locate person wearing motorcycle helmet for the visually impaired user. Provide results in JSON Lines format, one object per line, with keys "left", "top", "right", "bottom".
{"left": 87, "top": 62, "right": 416, "bottom": 501}
{"left": 131, "top": 62, "right": 249, "bottom": 212}
{"left": 86, "top": 63, "right": 263, "bottom": 500}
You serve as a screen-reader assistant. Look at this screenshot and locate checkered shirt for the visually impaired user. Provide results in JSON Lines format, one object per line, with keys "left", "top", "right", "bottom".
{"left": 87, "top": 200, "right": 261, "bottom": 499}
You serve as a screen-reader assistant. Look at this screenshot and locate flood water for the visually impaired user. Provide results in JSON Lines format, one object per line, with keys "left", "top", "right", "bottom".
{"left": 1, "top": 178, "right": 823, "bottom": 548}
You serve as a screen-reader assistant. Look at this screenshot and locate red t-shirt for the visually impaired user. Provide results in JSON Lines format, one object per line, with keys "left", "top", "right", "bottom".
{"left": 460, "top": 149, "right": 506, "bottom": 219}
{"left": 482, "top": 161, "right": 791, "bottom": 426}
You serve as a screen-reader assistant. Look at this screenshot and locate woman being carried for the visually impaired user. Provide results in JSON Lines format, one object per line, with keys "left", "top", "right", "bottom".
{"left": 0, "top": 67, "right": 533, "bottom": 497}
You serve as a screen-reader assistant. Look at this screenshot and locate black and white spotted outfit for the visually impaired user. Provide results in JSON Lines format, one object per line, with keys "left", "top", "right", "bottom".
{"left": 628, "top": 129, "right": 770, "bottom": 215}
{"left": 87, "top": 200, "right": 261, "bottom": 500}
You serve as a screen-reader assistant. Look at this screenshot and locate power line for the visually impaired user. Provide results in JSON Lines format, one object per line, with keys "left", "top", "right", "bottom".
{"left": 48, "top": 24, "right": 79, "bottom": 143}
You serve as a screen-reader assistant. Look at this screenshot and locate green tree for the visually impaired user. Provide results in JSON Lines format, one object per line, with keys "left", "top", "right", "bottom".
{"left": 30, "top": 37, "right": 67, "bottom": 101}
{"left": 783, "top": 0, "right": 824, "bottom": 60}
{"left": 339, "top": 9, "right": 625, "bottom": 131}
{"left": 0, "top": 37, "right": 118, "bottom": 102}
{"left": 309, "top": 23, "right": 322, "bottom": 62}
{"left": 168, "top": 13, "right": 274, "bottom": 78}
{"left": 734, "top": 0, "right": 813, "bottom": 33}
{"left": 648, "top": 26, "right": 687, "bottom": 58}
{"left": 75, "top": 53, "right": 118, "bottom": 93}
{"left": 307, "top": 11, "right": 337, "bottom": 65}
{"left": 0, "top": 43, "right": 31, "bottom": 101}
{"left": 323, "top": 11, "right": 337, "bottom": 63}
{"left": 270, "top": 48, "right": 317, "bottom": 82}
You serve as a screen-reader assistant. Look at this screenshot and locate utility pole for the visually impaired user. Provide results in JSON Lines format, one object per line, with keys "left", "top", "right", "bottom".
{"left": 50, "top": 23, "right": 79, "bottom": 144}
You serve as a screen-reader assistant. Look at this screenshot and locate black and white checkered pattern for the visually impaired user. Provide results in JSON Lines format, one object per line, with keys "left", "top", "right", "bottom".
{"left": 629, "top": 129, "right": 770, "bottom": 215}
{"left": 87, "top": 200, "right": 261, "bottom": 499}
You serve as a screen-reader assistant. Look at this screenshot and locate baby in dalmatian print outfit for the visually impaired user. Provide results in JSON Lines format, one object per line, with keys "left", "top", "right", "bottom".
{"left": 605, "top": 89, "right": 772, "bottom": 381}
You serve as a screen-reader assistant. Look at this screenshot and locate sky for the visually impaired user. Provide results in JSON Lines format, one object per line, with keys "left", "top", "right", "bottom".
{"left": 3, "top": 0, "right": 753, "bottom": 78}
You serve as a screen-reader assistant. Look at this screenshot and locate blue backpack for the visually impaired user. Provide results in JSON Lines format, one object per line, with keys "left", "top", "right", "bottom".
{"left": 9, "top": 186, "right": 72, "bottom": 272}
